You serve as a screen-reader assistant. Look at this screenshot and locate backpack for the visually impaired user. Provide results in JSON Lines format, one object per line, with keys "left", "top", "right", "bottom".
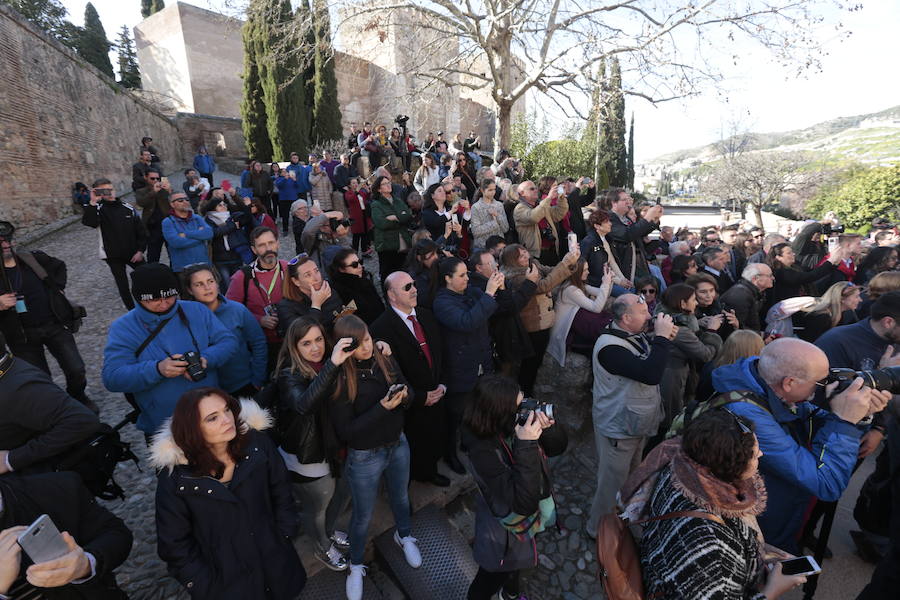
{"left": 597, "top": 509, "right": 724, "bottom": 600}
{"left": 16, "top": 251, "right": 87, "bottom": 333}
{"left": 53, "top": 419, "right": 140, "bottom": 501}
{"left": 666, "top": 390, "right": 770, "bottom": 439}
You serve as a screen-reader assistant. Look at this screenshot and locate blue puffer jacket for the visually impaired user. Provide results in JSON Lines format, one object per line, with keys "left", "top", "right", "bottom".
{"left": 193, "top": 153, "right": 216, "bottom": 174}
{"left": 711, "top": 357, "right": 863, "bottom": 553}
{"left": 212, "top": 296, "right": 268, "bottom": 392}
{"left": 274, "top": 176, "right": 300, "bottom": 203}
{"left": 162, "top": 213, "right": 213, "bottom": 272}
{"left": 297, "top": 165, "right": 313, "bottom": 194}
{"left": 433, "top": 286, "right": 497, "bottom": 394}
{"left": 102, "top": 300, "right": 239, "bottom": 434}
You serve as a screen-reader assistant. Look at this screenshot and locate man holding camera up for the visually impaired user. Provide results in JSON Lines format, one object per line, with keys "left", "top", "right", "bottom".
{"left": 135, "top": 169, "right": 171, "bottom": 264}
{"left": 607, "top": 188, "right": 662, "bottom": 282}
{"left": 102, "top": 263, "right": 237, "bottom": 438}
{"left": 711, "top": 337, "right": 891, "bottom": 554}
{"left": 586, "top": 294, "right": 676, "bottom": 538}
{"left": 82, "top": 178, "right": 147, "bottom": 310}
{"left": 301, "top": 210, "right": 352, "bottom": 273}
{"left": 514, "top": 180, "right": 569, "bottom": 266}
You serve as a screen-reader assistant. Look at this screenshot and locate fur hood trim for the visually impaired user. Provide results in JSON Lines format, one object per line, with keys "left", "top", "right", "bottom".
{"left": 149, "top": 398, "right": 273, "bottom": 472}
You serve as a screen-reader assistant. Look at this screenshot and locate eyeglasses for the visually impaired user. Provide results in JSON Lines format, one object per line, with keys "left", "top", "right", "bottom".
{"left": 640, "top": 288, "right": 657, "bottom": 295}
{"left": 706, "top": 239, "right": 722, "bottom": 244}
{"left": 402, "top": 282, "right": 415, "bottom": 291}
{"left": 148, "top": 176, "right": 160, "bottom": 181}
{"left": 635, "top": 295, "right": 646, "bottom": 304}
{"left": 722, "top": 408, "right": 752, "bottom": 435}
{"left": 171, "top": 197, "right": 189, "bottom": 203}
{"left": 288, "top": 252, "right": 309, "bottom": 265}
{"left": 344, "top": 261, "right": 361, "bottom": 269}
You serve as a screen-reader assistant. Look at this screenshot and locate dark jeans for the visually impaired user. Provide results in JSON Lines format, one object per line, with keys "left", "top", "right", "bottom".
{"left": 146, "top": 225, "right": 165, "bottom": 264}
{"left": 105, "top": 257, "right": 145, "bottom": 310}
{"left": 518, "top": 328, "right": 551, "bottom": 397}
{"left": 444, "top": 391, "right": 470, "bottom": 460}
{"left": 345, "top": 434, "right": 412, "bottom": 565}
{"left": 265, "top": 194, "right": 277, "bottom": 219}
{"left": 12, "top": 322, "right": 88, "bottom": 402}
{"left": 215, "top": 263, "right": 241, "bottom": 290}
{"left": 278, "top": 200, "right": 293, "bottom": 232}
{"left": 352, "top": 232, "right": 370, "bottom": 254}
{"left": 406, "top": 394, "right": 447, "bottom": 481}
{"left": 467, "top": 568, "right": 519, "bottom": 600}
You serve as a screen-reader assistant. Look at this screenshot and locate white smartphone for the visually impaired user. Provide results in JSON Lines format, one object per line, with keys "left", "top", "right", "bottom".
{"left": 451, "top": 212, "right": 459, "bottom": 225}
{"left": 17, "top": 514, "right": 70, "bottom": 564}
{"left": 779, "top": 555, "right": 821, "bottom": 577}
{"left": 556, "top": 184, "right": 565, "bottom": 195}
{"left": 827, "top": 236, "right": 839, "bottom": 253}
{"left": 567, "top": 232, "right": 578, "bottom": 253}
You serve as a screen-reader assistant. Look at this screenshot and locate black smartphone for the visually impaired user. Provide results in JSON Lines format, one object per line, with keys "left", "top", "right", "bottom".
{"left": 779, "top": 556, "right": 821, "bottom": 576}
{"left": 345, "top": 337, "right": 360, "bottom": 352}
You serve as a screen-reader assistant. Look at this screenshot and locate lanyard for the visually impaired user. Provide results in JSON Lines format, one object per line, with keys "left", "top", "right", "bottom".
{"left": 252, "top": 262, "right": 282, "bottom": 304}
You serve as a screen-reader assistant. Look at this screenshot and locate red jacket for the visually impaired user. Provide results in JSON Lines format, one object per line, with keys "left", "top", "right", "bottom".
{"left": 345, "top": 189, "right": 372, "bottom": 234}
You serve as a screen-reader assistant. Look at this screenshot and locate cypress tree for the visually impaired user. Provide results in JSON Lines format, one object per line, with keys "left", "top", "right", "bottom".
{"left": 257, "top": 0, "right": 310, "bottom": 160}
{"left": 141, "top": 0, "right": 164, "bottom": 18}
{"left": 310, "top": 0, "right": 343, "bottom": 145}
{"left": 115, "top": 25, "right": 141, "bottom": 88}
{"left": 626, "top": 113, "right": 635, "bottom": 190}
{"left": 76, "top": 3, "right": 114, "bottom": 78}
{"left": 607, "top": 58, "right": 627, "bottom": 187}
{"left": 240, "top": 7, "right": 273, "bottom": 161}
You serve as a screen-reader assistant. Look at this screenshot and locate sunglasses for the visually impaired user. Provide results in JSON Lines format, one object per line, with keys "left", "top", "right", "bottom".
{"left": 344, "top": 261, "right": 361, "bottom": 269}
{"left": 171, "top": 197, "right": 189, "bottom": 203}
{"left": 288, "top": 252, "right": 309, "bottom": 265}
{"left": 148, "top": 176, "right": 160, "bottom": 181}
{"left": 402, "top": 282, "right": 415, "bottom": 291}
{"left": 722, "top": 408, "right": 752, "bottom": 435}
{"left": 640, "top": 288, "right": 657, "bottom": 295}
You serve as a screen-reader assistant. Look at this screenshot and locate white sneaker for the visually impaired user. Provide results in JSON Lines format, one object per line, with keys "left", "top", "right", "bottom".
{"left": 346, "top": 564, "right": 367, "bottom": 600}
{"left": 393, "top": 531, "right": 422, "bottom": 568}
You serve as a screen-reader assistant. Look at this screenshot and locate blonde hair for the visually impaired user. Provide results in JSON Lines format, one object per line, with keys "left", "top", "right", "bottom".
{"left": 713, "top": 330, "right": 765, "bottom": 368}
{"left": 803, "top": 281, "right": 860, "bottom": 327}
{"left": 867, "top": 271, "right": 900, "bottom": 301}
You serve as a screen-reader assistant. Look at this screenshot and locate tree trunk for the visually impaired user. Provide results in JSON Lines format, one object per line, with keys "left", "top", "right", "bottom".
{"left": 495, "top": 99, "right": 513, "bottom": 153}
{"left": 753, "top": 203, "right": 764, "bottom": 228}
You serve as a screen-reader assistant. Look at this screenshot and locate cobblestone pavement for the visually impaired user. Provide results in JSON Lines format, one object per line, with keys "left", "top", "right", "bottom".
{"left": 22, "top": 170, "right": 876, "bottom": 599}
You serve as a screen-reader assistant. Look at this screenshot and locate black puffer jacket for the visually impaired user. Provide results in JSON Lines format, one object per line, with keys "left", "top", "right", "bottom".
{"left": 328, "top": 271, "right": 385, "bottom": 324}
{"left": 274, "top": 360, "right": 342, "bottom": 466}
{"left": 81, "top": 200, "right": 148, "bottom": 260}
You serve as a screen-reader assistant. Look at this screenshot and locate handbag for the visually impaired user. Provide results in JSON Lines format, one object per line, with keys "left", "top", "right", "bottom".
{"left": 597, "top": 509, "right": 724, "bottom": 600}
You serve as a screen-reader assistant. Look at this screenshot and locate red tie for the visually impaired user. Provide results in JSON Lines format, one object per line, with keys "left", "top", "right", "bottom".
{"left": 408, "top": 315, "right": 433, "bottom": 369}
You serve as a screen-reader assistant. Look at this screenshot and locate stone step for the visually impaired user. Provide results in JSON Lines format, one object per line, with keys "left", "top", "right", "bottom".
{"left": 373, "top": 503, "right": 478, "bottom": 600}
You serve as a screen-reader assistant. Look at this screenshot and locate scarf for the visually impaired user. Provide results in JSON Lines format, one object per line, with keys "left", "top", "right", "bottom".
{"left": 620, "top": 438, "right": 766, "bottom": 523}
{"left": 207, "top": 211, "right": 232, "bottom": 250}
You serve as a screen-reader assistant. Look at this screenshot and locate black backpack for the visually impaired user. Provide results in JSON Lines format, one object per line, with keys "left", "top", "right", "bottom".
{"left": 53, "top": 417, "right": 140, "bottom": 501}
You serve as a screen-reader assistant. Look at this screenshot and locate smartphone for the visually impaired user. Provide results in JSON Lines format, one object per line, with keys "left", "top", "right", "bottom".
{"left": 779, "top": 556, "right": 821, "bottom": 577}
{"left": 345, "top": 337, "right": 360, "bottom": 352}
{"left": 567, "top": 232, "right": 578, "bottom": 254}
{"left": 388, "top": 383, "right": 406, "bottom": 397}
{"left": 583, "top": 177, "right": 592, "bottom": 185}
{"left": 827, "top": 236, "right": 839, "bottom": 253}
{"left": 220, "top": 180, "right": 232, "bottom": 191}
{"left": 17, "top": 514, "right": 70, "bottom": 564}
{"left": 161, "top": 176, "right": 170, "bottom": 187}
{"left": 451, "top": 212, "right": 459, "bottom": 225}
{"left": 556, "top": 184, "right": 565, "bottom": 195}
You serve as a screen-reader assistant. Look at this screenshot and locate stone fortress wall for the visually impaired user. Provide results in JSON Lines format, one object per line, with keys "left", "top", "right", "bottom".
{"left": 0, "top": 3, "right": 184, "bottom": 232}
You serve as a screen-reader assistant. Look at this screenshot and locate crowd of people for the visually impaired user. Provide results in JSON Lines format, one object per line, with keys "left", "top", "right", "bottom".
{"left": 0, "top": 127, "right": 898, "bottom": 600}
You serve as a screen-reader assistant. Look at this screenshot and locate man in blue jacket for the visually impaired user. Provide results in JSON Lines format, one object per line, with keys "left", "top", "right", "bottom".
{"left": 711, "top": 337, "right": 891, "bottom": 553}
{"left": 102, "top": 264, "right": 238, "bottom": 437}
{"left": 192, "top": 145, "right": 217, "bottom": 185}
{"left": 162, "top": 192, "right": 213, "bottom": 272}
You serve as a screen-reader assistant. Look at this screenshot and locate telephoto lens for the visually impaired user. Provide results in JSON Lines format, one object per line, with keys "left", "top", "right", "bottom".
{"left": 515, "top": 399, "right": 556, "bottom": 426}
{"left": 827, "top": 366, "right": 900, "bottom": 394}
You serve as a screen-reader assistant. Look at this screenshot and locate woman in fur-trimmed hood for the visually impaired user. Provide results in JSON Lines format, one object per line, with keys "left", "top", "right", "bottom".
{"left": 152, "top": 387, "right": 306, "bottom": 600}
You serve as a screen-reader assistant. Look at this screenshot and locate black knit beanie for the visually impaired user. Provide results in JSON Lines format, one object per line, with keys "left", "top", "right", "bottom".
{"left": 131, "top": 263, "right": 180, "bottom": 302}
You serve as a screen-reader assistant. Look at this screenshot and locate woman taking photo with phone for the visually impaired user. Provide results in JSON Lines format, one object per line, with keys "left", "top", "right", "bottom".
{"left": 153, "top": 388, "right": 306, "bottom": 599}
{"left": 274, "top": 317, "right": 355, "bottom": 572}
{"left": 327, "top": 315, "right": 422, "bottom": 600}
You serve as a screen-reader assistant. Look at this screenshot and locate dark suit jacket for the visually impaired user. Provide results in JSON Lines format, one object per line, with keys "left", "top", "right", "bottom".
{"left": 370, "top": 306, "right": 444, "bottom": 408}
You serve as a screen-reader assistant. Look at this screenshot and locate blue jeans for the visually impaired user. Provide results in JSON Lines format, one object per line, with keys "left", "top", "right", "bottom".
{"left": 345, "top": 434, "right": 412, "bottom": 564}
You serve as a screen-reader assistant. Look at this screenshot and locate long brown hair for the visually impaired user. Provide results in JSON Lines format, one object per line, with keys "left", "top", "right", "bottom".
{"left": 275, "top": 316, "right": 328, "bottom": 378}
{"left": 171, "top": 387, "right": 248, "bottom": 478}
{"left": 564, "top": 258, "right": 587, "bottom": 293}
{"left": 331, "top": 315, "right": 395, "bottom": 403}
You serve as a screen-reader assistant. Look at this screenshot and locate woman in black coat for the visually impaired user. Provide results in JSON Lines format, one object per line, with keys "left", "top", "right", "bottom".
{"left": 327, "top": 248, "right": 385, "bottom": 324}
{"left": 432, "top": 257, "right": 499, "bottom": 471}
{"left": 461, "top": 375, "right": 556, "bottom": 600}
{"left": 766, "top": 242, "right": 844, "bottom": 309}
{"left": 153, "top": 388, "right": 305, "bottom": 600}
{"left": 405, "top": 239, "right": 442, "bottom": 309}
{"left": 273, "top": 317, "right": 354, "bottom": 571}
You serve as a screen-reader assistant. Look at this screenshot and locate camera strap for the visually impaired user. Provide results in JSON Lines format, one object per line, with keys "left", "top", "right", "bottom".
{"left": 133, "top": 306, "right": 199, "bottom": 358}
{"left": 176, "top": 306, "right": 201, "bottom": 354}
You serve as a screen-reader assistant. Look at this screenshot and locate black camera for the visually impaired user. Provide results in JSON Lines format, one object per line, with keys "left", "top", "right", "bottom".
{"left": 183, "top": 351, "right": 207, "bottom": 382}
{"left": 395, "top": 115, "right": 409, "bottom": 126}
{"left": 329, "top": 217, "right": 352, "bottom": 230}
{"left": 827, "top": 366, "right": 900, "bottom": 394}
{"left": 539, "top": 224, "right": 555, "bottom": 242}
{"left": 822, "top": 223, "right": 845, "bottom": 235}
{"left": 516, "top": 398, "right": 556, "bottom": 426}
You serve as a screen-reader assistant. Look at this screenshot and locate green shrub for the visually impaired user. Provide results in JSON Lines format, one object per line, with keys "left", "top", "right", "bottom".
{"left": 806, "top": 164, "right": 900, "bottom": 229}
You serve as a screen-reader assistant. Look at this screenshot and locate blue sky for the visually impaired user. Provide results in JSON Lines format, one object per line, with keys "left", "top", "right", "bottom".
{"left": 63, "top": 0, "right": 900, "bottom": 161}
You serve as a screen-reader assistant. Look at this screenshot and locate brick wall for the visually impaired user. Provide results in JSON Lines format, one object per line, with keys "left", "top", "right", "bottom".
{"left": 0, "top": 4, "right": 183, "bottom": 234}
{"left": 175, "top": 112, "right": 247, "bottom": 174}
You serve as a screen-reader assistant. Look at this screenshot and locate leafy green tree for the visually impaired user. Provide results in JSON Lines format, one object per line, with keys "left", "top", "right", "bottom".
{"left": 8, "top": 0, "right": 77, "bottom": 47}
{"left": 240, "top": 11, "right": 273, "bottom": 161}
{"left": 141, "top": 0, "right": 164, "bottom": 18}
{"left": 75, "top": 3, "right": 113, "bottom": 78}
{"left": 257, "top": 0, "right": 310, "bottom": 160}
{"left": 310, "top": 0, "right": 343, "bottom": 145}
{"left": 806, "top": 164, "right": 900, "bottom": 230}
{"left": 115, "top": 25, "right": 141, "bottom": 88}
{"left": 521, "top": 138, "right": 594, "bottom": 182}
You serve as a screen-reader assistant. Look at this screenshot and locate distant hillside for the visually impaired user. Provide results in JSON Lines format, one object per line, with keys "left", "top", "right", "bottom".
{"left": 647, "top": 104, "right": 900, "bottom": 167}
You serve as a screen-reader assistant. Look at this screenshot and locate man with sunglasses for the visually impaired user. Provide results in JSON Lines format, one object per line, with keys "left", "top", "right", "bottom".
{"left": 162, "top": 192, "right": 213, "bottom": 273}
{"left": 131, "top": 149, "right": 153, "bottom": 191}
{"left": 711, "top": 336, "right": 891, "bottom": 554}
{"left": 82, "top": 178, "right": 148, "bottom": 310}
{"left": 135, "top": 168, "right": 171, "bottom": 264}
